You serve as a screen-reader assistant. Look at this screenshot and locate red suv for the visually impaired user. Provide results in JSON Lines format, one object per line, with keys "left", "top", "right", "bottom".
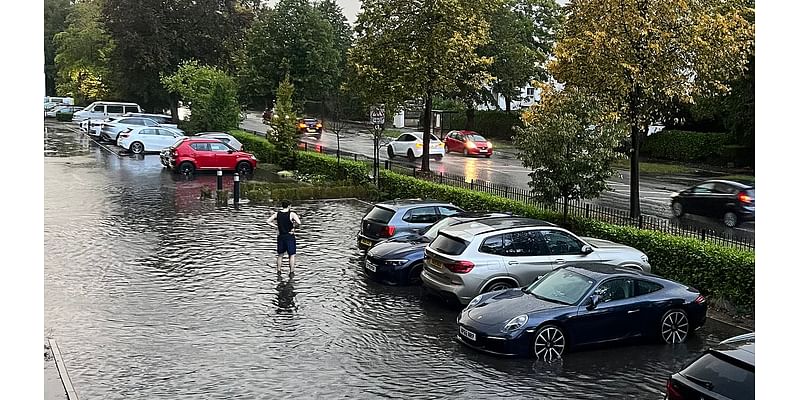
{"left": 161, "top": 137, "right": 258, "bottom": 175}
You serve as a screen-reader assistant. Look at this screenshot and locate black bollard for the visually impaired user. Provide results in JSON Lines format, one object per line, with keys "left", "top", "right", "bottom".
{"left": 233, "top": 173, "right": 240, "bottom": 207}
{"left": 217, "top": 169, "right": 223, "bottom": 191}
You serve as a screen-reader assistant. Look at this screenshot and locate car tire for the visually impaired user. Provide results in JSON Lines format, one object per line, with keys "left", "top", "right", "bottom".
{"left": 407, "top": 263, "right": 423, "bottom": 285}
{"left": 236, "top": 161, "right": 253, "bottom": 175}
{"left": 407, "top": 149, "right": 416, "bottom": 161}
{"left": 531, "top": 324, "right": 566, "bottom": 361}
{"left": 387, "top": 146, "right": 395, "bottom": 159}
{"left": 178, "top": 161, "right": 195, "bottom": 175}
{"left": 463, "top": 148, "right": 469, "bottom": 157}
{"left": 660, "top": 308, "right": 690, "bottom": 344}
{"left": 444, "top": 145, "right": 450, "bottom": 154}
{"left": 723, "top": 211, "right": 739, "bottom": 228}
{"left": 483, "top": 280, "right": 514, "bottom": 293}
{"left": 671, "top": 201, "right": 684, "bottom": 217}
{"left": 434, "top": 155, "right": 443, "bottom": 161}
{"left": 130, "top": 142, "right": 144, "bottom": 154}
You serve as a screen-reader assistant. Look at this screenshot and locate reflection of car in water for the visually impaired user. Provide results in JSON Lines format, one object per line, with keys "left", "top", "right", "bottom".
{"left": 297, "top": 117, "right": 322, "bottom": 139}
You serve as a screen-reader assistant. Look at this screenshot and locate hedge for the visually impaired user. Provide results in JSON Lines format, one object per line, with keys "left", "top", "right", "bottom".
{"left": 640, "top": 130, "right": 730, "bottom": 164}
{"left": 231, "top": 130, "right": 755, "bottom": 311}
{"left": 242, "top": 181, "right": 372, "bottom": 203}
{"left": 447, "top": 110, "right": 523, "bottom": 141}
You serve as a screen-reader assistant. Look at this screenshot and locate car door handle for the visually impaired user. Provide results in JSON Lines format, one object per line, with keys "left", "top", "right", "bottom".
{"left": 627, "top": 309, "right": 640, "bottom": 314}
{"left": 508, "top": 261, "right": 519, "bottom": 265}
{"left": 555, "top": 259, "right": 565, "bottom": 264}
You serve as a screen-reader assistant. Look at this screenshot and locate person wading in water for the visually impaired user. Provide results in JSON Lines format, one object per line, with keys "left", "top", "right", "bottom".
{"left": 267, "top": 200, "right": 301, "bottom": 275}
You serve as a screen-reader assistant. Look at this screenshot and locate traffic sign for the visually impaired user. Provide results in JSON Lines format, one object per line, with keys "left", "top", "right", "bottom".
{"left": 370, "top": 105, "right": 385, "bottom": 125}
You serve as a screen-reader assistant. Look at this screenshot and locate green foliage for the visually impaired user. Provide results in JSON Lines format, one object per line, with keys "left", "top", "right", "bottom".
{"left": 45, "top": 0, "right": 73, "bottom": 96}
{"left": 514, "top": 85, "right": 627, "bottom": 219}
{"left": 432, "top": 98, "right": 466, "bottom": 112}
{"left": 240, "top": 0, "right": 340, "bottom": 106}
{"left": 448, "top": 110, "right": 523, "bottom": 140}
{"left": 270, "top": 76, "right": 300, "bottom": 168}
{"left": 161, "top": 61, "right": 240, "bottom": 133}
{"left": 53, "top": 0, "right": 115, "bottom": 104}
{"left": 640, "top": 130, "right": 730, "bottom": 164}
{"left": 55, "top": 112, "right": 74, "bottom": 122}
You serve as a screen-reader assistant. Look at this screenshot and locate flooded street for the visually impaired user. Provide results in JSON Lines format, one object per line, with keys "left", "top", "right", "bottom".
{"left": 44, "top": 122, "right": 748, "bottom": 399}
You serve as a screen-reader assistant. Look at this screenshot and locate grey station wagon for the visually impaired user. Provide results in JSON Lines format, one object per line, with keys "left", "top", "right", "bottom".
{"left": 421, "top": 217, "right": 651, "bottom": 305}
{"left": 357, "top": 199, "right": 464, "bottom": 250}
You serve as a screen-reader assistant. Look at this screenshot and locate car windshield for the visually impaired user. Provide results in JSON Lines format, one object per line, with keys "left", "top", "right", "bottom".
{"left": 364, "top": 206, "right": 395, "bottom": 224}
{"left": 429, "top": 233, "right": 469, "bottom": 255}
{"left": 525, "top": 269, "right": 595, "bottom": 305}
{"left": 466, "top": 134, "right": 486, "bottom": 142}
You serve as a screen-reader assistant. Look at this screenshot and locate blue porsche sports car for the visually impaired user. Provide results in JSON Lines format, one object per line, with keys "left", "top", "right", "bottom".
{"left": 364, "top": 212, "right": 510, "bottom": 285}
{"left": 456, "top": 264, "right": 707, "bottom": 360}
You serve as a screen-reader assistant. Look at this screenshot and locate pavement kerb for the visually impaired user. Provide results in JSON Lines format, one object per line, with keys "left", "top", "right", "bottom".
{"left": 49, "top": 338, "right": 79, "bottom": 400}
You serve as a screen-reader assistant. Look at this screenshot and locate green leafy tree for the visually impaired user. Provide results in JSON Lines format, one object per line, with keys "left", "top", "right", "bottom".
{"left": 550, "top": 0, "right": 755, "bottom": 217}
{"left": 161, "top": 61, "right": 240, "bottom": 133}
{"left": 270, "top": 75, "right": 300, "bottom": 168}
{"left": 45, "top": 0, "right": 73, "bottom": 96}
{"left": 486, "top": 0, "right": 562, "bottom": 113}
{"left": 515, "top": 84, "right": 627, "bottom": 222}
{"left": 242, "top": 0, "right": 340, "bottom": 109}
{"left": 103, "top": 0, "right": 253, "bottom": 112}
{"left": 53, "top": 0, "right": 115, "bottom": 104}
{"left": 349, "top": 0, "right": 500, "bottom": 172}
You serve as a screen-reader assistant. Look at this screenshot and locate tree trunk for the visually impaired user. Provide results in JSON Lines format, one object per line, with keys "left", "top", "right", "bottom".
{"left": 628, "top": 85, "right": 644, "bottom": 219}
{"left": 562, "top": 194, "right": 569, "bottom": 225}
{"left": 421, "top": 92, "right": 432, "bottom": 172}
{"left": 505, "top": 92, "right": 512, "bottom": 113}
{"left": 169, "top": 97, "right": 179, "bottom": 124}
{"left": 465, "top": 103, "right": 475, "bottom": 131}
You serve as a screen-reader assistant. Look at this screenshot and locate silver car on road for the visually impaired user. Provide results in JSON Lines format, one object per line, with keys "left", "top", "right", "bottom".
{"left": 421, "top": 217, "right": 651, "bottom": 305}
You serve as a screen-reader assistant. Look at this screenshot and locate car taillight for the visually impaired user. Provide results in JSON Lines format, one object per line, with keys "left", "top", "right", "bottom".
{"left": 694, "top": 294, "right": 706, "bottom": 304}
{"left": 665, "top": 379, "right": 686, "bottom": 400}
{"left": 381, "top": 225, "right": 396, "bottom": 237}
{"left": 119, "top": 128, "right": 132, "bottom": 138}
{"left": 738, "top": 191, "right": 753, "bottom": 204}
{"left": 445, "top": 261, "right": 474, "bottom": 274}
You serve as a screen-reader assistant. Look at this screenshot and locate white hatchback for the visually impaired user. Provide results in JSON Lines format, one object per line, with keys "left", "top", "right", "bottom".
{"left": 117, "top": 126, "right": 185, "bottom": 154}
{"left": 387, "top": 132, "right": 445, "bottom": 161}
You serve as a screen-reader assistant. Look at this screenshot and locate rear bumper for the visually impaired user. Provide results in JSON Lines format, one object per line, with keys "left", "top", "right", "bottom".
{"left": 421, "top": 268, "right": 473, "bottom": 305}
{"left": 357, "top": 233, "right": 381, "bottom": 250}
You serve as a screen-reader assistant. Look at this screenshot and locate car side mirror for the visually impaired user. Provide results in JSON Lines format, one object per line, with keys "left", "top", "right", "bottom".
{"left": 581, "top": 245, "right": 594, "bottom": 254}
{"left": 587, "top": 294, "right": 602, "bottom": 310}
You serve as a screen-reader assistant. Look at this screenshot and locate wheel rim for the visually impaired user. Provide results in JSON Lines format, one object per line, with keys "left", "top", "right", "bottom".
{"left": 533, "top": 326, "right": 565, "bottom": 361}
{"left": 180, "top": 163, "right": 193, "bottom": 174}
{"left": 724, "top": 212, "right": 737, "bottom": 227}
{"left": 238, "top": 163, "right": 252, "bottom": 174}
{"left": 671, "top": 202, "right": 683, "bottom": 216}
{"left": 132, "top": 143, "right": 143, "bottom": 154}
{"left": 661, "top": 310, "right": 689, "bottom": 344}
{"left": 489, "top": 283, "right": 511, "bottom": 292}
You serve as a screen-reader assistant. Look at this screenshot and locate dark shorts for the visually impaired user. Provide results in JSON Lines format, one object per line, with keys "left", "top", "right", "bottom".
{"left": 277, "top": 234, "right": 296, "bottom": 256}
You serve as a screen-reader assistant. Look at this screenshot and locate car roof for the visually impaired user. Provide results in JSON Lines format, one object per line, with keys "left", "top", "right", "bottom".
{"left": 562, "top": 264, "right": 655, "bottom": 279}
{"left": 124, "top": 112, "right": 171, "bottom": 118}
{"left": 710, "top": 333, "right": 755, "bottom": 367}
{"left": 699, "top": 179, "right": 754, "bottom": 189}
{"left": 197, "top": 132, "right": 231, "bottom": 136}
{"left": 376, "top": 199, "right": 455, "bottom": 210}
{"left": 439, "top": 217, "right": 555, "bottom": 242}
{"left": 181, "top": 137, "right": 224, "bottom": 143}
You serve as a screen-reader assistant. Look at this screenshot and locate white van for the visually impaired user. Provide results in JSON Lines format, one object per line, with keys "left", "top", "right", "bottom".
{"left": 44, "top": 96, "right": 74, "bottom": 106}
{"left": 72, "top": 101, "right": 143, "bottom": 122}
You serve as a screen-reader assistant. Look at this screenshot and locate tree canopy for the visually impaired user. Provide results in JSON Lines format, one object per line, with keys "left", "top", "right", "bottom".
{"left": 549, "top": 0, "right": 755, "bottom": 217}
{"left": 161, "top": 61, "right": 240, "bottom": 133}
{"left": 45, "top": 0, "right": 73, "bottom": 96}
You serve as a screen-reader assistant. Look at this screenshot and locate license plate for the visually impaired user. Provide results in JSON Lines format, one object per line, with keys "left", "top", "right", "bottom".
{"left": 365, "top": 262, "right": 377, "bottom": 272}
{"left": 360, "top": 238, "right": 373, "bottom": 247}
{"left": 430, "top": 259, "right": 444, "bottom": 269}
{"left": 460, "top": 326, "right": 476, "bottom": 341}
{"left": 479, "top": 149, "right": 487, "bottom": 152}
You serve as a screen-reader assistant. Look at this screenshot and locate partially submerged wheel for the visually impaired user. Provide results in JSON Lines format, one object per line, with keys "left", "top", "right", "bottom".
{"left": 130, "top": 142, "right": 144, "bottom": 154}
{"left": 407, "top": 149, "right": 416, "bottom": 161}
{"left": 178, "top": 161, "right": 195, "bottom": 175}
{"left": 660, "top": 309, "right": 689, "bottom": 344}
{"left": 532, "top": 324, "right": 566, "bottom": 361}
{"left": 387, "top": 146, "right": 395, "bottom": 159}
{"left": 483, "top": 280, "right": 513, "bottom": 293}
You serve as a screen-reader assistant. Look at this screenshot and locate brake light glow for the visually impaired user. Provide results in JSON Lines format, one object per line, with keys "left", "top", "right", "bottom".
{"left": 694, "top": 294, "right": 706, "bottom": 304}
{"left": 445, "top": 260, "right": 474, "bottom": 274}
{"left": 665, "top": 379, "right": 685, "bottom": 400}
{"left": 119, "top": 128, "right": 132, "bottom": 139}
{"left": 738, "top": 192, "right": 753, "bottom": 204}
{"left": 382, "top": 225, "right": 396, "bottom": 237}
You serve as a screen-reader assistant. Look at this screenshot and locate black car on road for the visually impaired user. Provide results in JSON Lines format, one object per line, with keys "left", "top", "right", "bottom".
{"left": 665, "top": 333, "right": 754, "bottom": 400}
{"left": 670, "top": 180, "right": 755, "bottom": 228}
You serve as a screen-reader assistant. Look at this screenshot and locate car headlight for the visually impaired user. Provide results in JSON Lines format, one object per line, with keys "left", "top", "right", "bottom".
{"left": 503, "top": 314, "right": 529, "bottom": 333}
{"left": 385, "top": 259, "right": 408, "bottom": 267}
{"left": 466, "top": 294, "right": 484, "bottom": 309}
{"left": 641, "top": 254, "right": 649, "bottom": 263}
{"left": 251, "top": 155, "right": 258, "bottom": 160}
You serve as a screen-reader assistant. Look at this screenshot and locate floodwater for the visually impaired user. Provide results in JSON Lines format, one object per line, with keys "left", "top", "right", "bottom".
{"left": 44, "top": 122, "right": 747, "bottom": 399}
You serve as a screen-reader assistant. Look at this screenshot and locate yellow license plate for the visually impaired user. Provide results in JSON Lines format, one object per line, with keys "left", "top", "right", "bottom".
{"left": 430, "top": 259, "right": 444, "bottom": 269}
{"left": 360, "top": 239, "right": 372, "bottom": 247}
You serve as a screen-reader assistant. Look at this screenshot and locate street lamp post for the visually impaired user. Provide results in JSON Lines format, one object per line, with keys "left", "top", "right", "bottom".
{"left": 370, "top": 105, "right": 386, "bottom": 189}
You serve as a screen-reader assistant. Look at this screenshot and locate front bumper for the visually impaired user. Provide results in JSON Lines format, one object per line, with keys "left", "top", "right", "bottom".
{"left": 455, "top": 322, "right": 528, "bottom": 356}
{"left": 363, "top": 257, "right": 415, "bottom": 285}
{"left": 467, "top": 147, "right": 493, "bottom": 156}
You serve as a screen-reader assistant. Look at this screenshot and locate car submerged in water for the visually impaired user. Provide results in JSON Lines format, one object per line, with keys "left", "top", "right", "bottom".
{"left": 456, "top": 264, "right": 707, "bottom": 360}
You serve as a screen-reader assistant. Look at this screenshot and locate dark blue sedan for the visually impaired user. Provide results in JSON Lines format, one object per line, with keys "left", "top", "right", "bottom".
{"left": 364, "top": 212, "right": 511, "bottom": 285}
{"left": 456, "top": 264, "right": 707, "bottom": 360}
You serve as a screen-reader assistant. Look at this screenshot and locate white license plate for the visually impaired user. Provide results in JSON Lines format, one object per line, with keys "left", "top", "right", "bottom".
{"left": 365, "top": 262, "right": 377, "bottom": 272}
{"left": 360, "top": 238, "right": 373, "bottom": 247}
{"left": 479, "top": 149, "right": 487, "bottom": 152}
{"left": 460, "top": 326, "right": 476, "bottom": 341}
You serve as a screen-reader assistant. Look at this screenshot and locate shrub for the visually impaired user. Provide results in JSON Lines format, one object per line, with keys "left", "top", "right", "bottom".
{"left": 231, "top": 131, "right": 755, "bottom": 311}
{"left": 640, "top": 130, "right": 731, "bottom": 164}
{"left": 447, "top": 110, "right": 523, "bottom": 140}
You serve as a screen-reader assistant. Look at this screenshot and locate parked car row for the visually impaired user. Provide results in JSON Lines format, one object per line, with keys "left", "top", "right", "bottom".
{"left": 355, "top": 199, "right": 710, "bottom": 363}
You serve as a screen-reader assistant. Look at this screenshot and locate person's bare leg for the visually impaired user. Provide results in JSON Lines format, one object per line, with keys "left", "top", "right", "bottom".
{"left": 289, "top": 255, "right": 296, "bottom": 275}
{"left": 276, "top": 254, "right": 283, "bottom": 274}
